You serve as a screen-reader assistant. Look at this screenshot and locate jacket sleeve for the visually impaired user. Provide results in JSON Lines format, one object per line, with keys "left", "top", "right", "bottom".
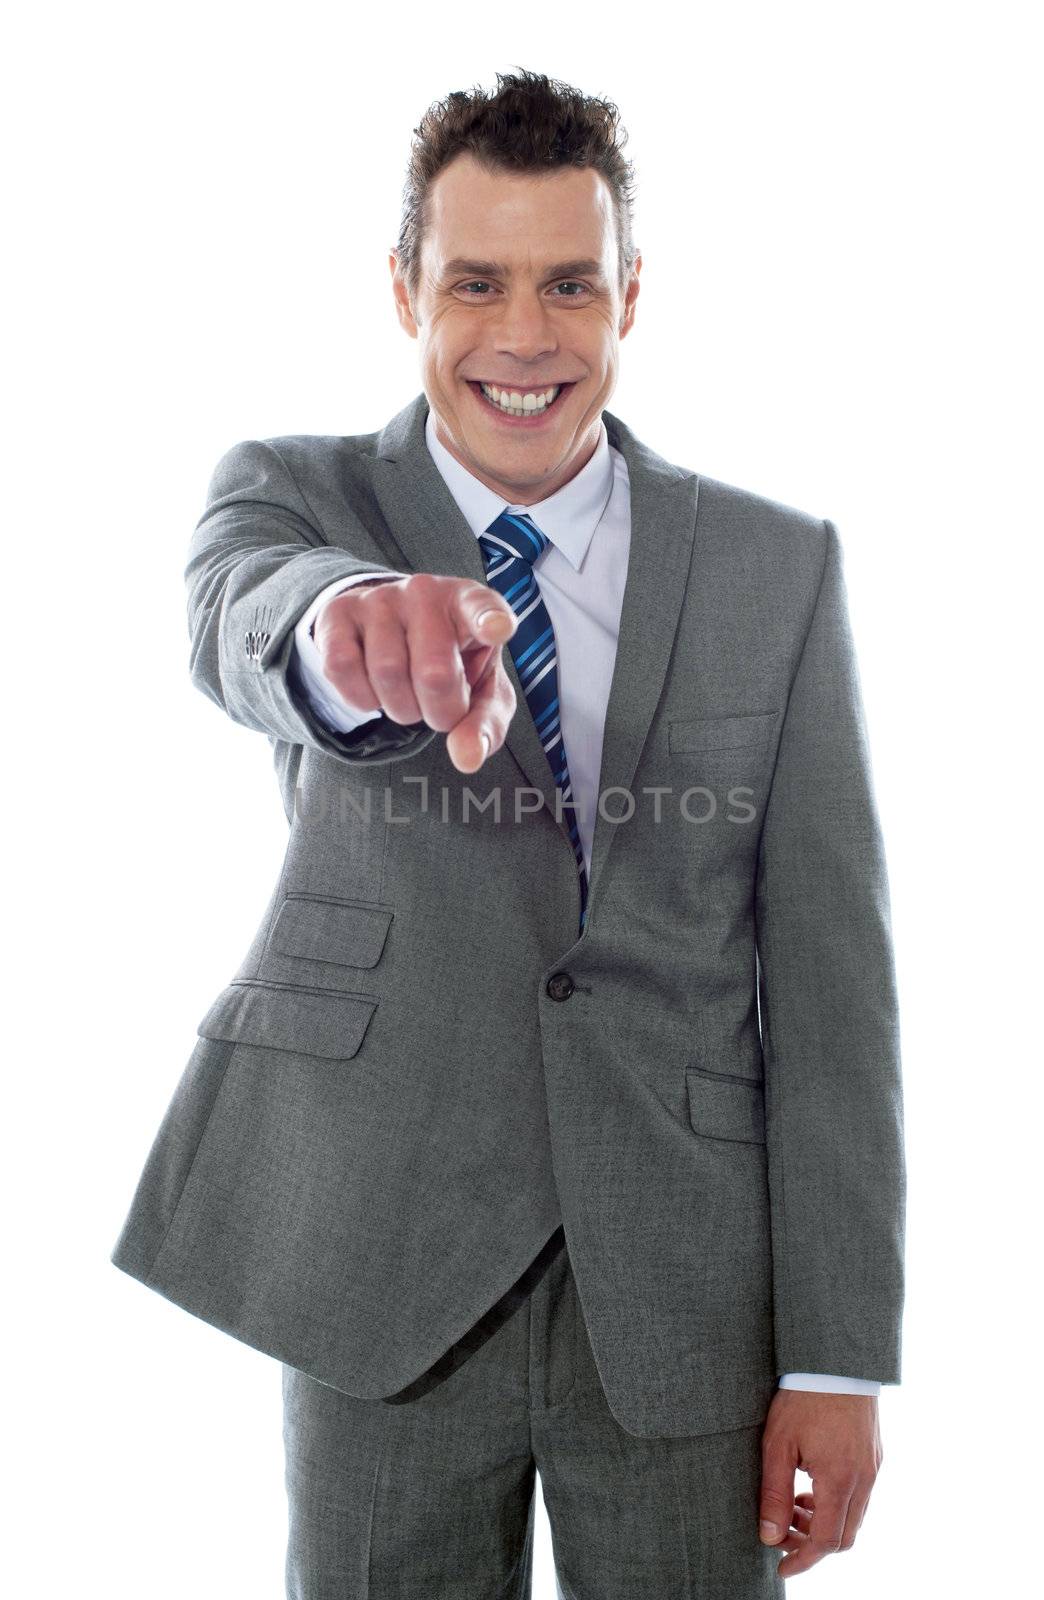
{"left": 754, "top": 518, "right": 906, "bottom": 1383}
{"left": 185, "top": 437, "right": 439, "bottom": 765}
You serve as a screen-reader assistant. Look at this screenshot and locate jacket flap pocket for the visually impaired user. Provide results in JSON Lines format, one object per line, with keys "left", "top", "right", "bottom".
{"left": 270, "top": 896, "right": 394, "bottom": 969}
{"left": 669, "top": 711, "right": 778, "bottom": 753}
{"left": 196, "top": 980, "right": 377, "bottom": 1060}
{"left": 686, "top": 1067, "right": 766, "bottom": 1144}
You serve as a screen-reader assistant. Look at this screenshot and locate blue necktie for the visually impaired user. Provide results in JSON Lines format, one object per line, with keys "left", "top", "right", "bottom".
{"left": 478, "top": 510, "right": 589, "bottom": 936}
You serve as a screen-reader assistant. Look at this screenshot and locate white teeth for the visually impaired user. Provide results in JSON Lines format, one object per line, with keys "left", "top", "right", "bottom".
{"left": 478, "top": 382, "right": 562, "bottom": 414}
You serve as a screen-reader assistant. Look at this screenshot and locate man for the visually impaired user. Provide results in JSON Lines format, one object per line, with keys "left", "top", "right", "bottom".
{"left": 111, "top": 68, "right": 906, "bottom": 1597}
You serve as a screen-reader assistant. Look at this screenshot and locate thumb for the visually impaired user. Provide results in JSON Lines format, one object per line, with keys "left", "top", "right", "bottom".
{"left": 455, "top": 583, "right": 516, "bottom": 650}
{"left": 759, "top": 1459, "right": 795, "bottom": 1545}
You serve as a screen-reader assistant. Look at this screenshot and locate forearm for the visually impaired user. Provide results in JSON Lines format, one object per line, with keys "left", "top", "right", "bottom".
{"left": 187, "top": 439, "right": 436, "bottom": 766}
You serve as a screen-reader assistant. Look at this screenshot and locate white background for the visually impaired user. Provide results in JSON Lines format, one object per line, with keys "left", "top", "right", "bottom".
{"left": 5, "top": 2, "right": 1041, "bottom": 1594}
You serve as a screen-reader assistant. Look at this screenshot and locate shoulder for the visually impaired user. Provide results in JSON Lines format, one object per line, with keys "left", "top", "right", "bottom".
{"left": 206, "top": 430, "right": 379, "bottom": 473}
{"left": 692, "top": 470, "right": 830, "bottom": 591}
{"left": 611, "top": 414, "right": 828, "bottom": 572}
{"left": 256, "top": 430, "right": 381, "bottom": 481}
{"left": 695, "top": 469, "right": 825, "bottom": 541}
{"left": 201, "top": 430, "right": 381, "bottom": 511}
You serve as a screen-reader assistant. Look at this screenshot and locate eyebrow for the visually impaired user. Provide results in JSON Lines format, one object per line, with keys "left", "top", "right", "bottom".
{"left": 440, "top": 257, "right": 607, "bottom": 281}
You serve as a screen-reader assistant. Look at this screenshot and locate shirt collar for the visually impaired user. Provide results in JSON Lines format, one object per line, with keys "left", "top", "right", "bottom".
{"left": 424, "top": 404, "right": 614, "bottom": 574}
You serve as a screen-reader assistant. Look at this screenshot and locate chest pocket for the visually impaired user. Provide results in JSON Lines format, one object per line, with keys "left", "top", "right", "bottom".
{"left": 669, "top": 711, "right": 779, "bottom": 754}
{"left": 259, "top": 895, "right": 395, "bottom": 989}
{"left": 270, "top": 895, "right": 393, "bottom": 967}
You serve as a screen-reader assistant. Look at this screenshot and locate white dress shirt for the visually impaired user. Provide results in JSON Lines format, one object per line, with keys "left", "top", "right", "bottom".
{"left": 291, "top": 406, "right": 883, "bottom": 1397}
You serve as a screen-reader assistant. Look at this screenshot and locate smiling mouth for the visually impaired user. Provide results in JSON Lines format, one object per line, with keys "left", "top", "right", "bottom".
{"left": 466, "top": 379, "right": 575, "bottom": 419}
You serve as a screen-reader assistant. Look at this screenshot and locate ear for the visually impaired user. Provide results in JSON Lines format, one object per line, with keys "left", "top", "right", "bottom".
{"left": 619, "top": 253, "right": 641, "bottom": 338}
{"left": 390, "top": 250, "right": 420, "bottom": 338}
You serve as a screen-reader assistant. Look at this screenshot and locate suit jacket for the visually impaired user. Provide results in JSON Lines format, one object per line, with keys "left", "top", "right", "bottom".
{"left": 110, "top": 390, "right": 907, "bottom": 1438}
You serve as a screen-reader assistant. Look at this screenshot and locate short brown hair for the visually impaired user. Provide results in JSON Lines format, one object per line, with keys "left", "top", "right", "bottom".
{"left": 394, "top": 67, "right": 639, "bottom": 309}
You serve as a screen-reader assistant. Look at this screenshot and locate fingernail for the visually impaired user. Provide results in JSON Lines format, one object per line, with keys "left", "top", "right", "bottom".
{"left": 760, "top": 1521, "right": 781, "bottom": 1541}
{"left": 480, "top": 731, "right": 490, "bottom": 758}
{"left": 476, "top": 608, "right": 499, "bottom": 628}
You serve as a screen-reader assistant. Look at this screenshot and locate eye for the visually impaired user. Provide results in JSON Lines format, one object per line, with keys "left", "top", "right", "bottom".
{"left": 453, "top": 280, "right": 594, "bottom": 299}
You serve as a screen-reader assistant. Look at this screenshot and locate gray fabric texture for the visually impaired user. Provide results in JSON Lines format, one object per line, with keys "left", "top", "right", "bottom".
{"left": 110, "top": 390, "right": 906, "bottom": 1439}
{"left": 282, "top": 1231, "right": 785, "bottom": 1599}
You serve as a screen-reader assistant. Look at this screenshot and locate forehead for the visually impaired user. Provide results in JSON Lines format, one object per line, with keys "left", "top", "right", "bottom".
{"left": 423, "top": 154, "right": 616, "bottom": 273}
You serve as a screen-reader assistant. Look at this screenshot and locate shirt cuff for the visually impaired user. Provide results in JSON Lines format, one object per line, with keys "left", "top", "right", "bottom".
{"left": 778, "top": 1372, "right": 883, "bottom": 1395}
{"left": 291, "top": 571, "right": 401, "bottom": 733}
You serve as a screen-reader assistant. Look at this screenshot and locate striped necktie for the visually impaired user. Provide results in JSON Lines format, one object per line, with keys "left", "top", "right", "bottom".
{"left": 478, "top": 510, "right": 589, "bottom": 936}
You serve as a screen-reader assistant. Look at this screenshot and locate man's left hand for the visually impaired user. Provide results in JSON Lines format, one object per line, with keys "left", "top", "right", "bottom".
{"left": 758, "top": 1389, "right": 883, "bottom": 1577}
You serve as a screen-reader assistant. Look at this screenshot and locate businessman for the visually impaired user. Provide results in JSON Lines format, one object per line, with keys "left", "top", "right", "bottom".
{"left": 111, "top": 68, "right": 906, "bottom": 1598}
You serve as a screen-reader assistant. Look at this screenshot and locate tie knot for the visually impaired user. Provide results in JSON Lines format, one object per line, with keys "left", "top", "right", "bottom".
{"left": 480, "top": 508, "right": 549, "bottom": 569}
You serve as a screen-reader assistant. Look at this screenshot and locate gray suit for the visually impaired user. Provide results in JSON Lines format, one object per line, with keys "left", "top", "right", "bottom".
{"left": 110, "top": 390, "right": 906, "bottom": 1440}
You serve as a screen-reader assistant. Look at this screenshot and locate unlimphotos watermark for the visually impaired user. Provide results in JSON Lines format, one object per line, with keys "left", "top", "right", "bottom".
{"left": 293, "top": 779, "right": 759, "bottom": 829}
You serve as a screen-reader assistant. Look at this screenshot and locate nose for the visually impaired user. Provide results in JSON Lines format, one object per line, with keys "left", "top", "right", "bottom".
{"left": 490, "top": 292, "right": 560, "bottom": 366}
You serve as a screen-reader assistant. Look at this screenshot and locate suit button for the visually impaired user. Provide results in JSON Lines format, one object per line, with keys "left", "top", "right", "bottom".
{"left": 546, "top": 971, "right": 574, "bottom": 1001}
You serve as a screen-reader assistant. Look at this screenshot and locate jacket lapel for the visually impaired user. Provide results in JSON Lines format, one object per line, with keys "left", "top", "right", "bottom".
{"left": 584, "top": 412, "right": 699, "bottom": 908}
{"left": 371, "top": 392, "right": 700, "bottom": 924}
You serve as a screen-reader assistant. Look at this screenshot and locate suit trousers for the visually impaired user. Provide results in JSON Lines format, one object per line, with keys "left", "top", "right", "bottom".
{"left": 281, "top": 1226, "right": 785, "bottom": 1599}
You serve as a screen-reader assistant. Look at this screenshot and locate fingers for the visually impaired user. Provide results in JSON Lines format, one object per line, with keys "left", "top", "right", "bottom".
{"left": 450, "top": 581, "right": 517, "bottom": 651}
{"left": 400, "top": 581, "right": 516, "bottom": 756}
{"left": 446, "top": 638, "right": 518, "bottom": 773}
{"left": 773, "top": 1480, "right": 857, "bottom": 1579}
{"left": 312, "top": 576, "right": 517, "bottom": 759}
{"left": 765, "top": 1500, "right": 812, "bottom": 1561}
{"left": 311, "top": 580, "right": 404, "bottom": 716}
{"left": 390, "top": 580, "right": 471, "bottom": 728}
{"left": 840, "top": 1483, "right": 872, "bottom": 1546}
{"left": 758, "top": 1437, "right": 796, "bottom": 1549}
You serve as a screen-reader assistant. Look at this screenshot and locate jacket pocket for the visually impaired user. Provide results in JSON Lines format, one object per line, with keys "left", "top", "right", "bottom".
{"left": 669, "top": 711, "right": 779, "bottom": 753}
{"left": 269, "top": 895, "right": 394, "bottom": 969}
{"left": 686, "top": 1065, "right": 766, "bottom": 1144}
{"left": 197, "top": 978, "right": 377, "bottom": 1061}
